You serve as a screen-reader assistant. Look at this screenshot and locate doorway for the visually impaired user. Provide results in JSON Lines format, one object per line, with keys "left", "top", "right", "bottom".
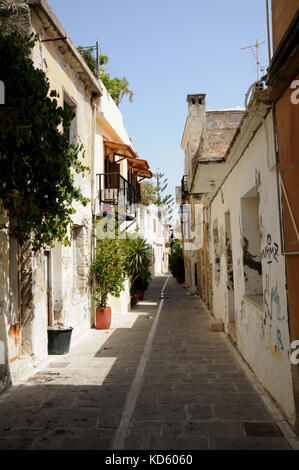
{"left": 225, "top": 212, "right": 236, "bottom": 332}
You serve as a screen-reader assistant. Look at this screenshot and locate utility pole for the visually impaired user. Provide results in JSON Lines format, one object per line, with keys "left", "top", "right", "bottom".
{"left": 241, "top": 39, "right": 265, "bottom": 80}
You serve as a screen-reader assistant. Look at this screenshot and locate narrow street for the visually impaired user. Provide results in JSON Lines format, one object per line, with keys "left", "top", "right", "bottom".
{"left": 0, "top": 276, "right": 295, "bottom": 450}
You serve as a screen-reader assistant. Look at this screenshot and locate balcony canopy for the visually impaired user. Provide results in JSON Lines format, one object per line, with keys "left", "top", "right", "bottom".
{"left": 103, "top": 136, "right": 152, "bottom": 179}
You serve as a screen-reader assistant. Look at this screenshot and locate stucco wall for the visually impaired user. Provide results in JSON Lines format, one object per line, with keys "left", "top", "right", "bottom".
{"left": 209, "top": 111, "right": 295, "bottom": 421}
{"left": 0, "top": 3, "right": 97, "bottom": 375}
{"left": 29, "top": 11, "right": 94, "bottom": 348}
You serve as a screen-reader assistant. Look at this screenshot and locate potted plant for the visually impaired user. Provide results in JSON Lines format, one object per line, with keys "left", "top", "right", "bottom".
{"left": 133, "top": 266, "right": 151, "bottom": 300}
{"left": 91, "top": 238, "right": 125, "bottom": 329}
{"left": 122, "top": 236, "right": 152, "bottom": 305}
{"left": 169, "top": 240, "right": 185, "bottom": 283}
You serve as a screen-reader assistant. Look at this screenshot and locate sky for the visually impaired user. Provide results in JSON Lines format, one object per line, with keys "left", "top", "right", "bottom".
{"left": 48, "top": 0, "right": 270, "bottom": 201}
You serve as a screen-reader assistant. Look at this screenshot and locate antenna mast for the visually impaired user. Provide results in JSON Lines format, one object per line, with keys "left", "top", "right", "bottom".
{"left": 241, "top": 39, "right": 265, "bottom": 80}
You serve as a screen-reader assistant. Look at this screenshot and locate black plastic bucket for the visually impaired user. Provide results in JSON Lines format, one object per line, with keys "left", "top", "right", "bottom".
{"left": 47, "top": 327, "right": 73, "bottom": 355}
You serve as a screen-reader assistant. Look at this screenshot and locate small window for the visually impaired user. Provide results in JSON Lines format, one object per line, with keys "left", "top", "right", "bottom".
{"left": 73, "top": 226, "right": 88, "bottom": 297}
{"left": 241, "top": 187, "right": 263, "bottom": 304}
{"left": 63, "top": 93, "right": 77, "bottom": 143}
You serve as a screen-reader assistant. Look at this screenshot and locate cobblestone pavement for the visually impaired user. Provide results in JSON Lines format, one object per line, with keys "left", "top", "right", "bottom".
{"left": 0, "top": 276, "right": 295, "bottom": 450}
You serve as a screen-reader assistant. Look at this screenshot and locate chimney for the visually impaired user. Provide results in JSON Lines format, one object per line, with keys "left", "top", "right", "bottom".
{"left": 187, "top": 94, "right": 206, "bottom": 117}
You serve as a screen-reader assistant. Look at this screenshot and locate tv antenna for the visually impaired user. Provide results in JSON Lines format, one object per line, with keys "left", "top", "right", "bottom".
{"left": 241, "top": 39, "right": 265, "bottom": 80}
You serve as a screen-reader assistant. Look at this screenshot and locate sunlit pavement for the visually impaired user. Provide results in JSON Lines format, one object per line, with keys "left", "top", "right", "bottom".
{"left": 0, "top": 276, "right": 295, "bottom": 450}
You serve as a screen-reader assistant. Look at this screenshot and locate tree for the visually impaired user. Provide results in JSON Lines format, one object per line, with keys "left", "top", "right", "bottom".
{"left": 77, "top": 46, "right": 109, "bottom": 77}
{"left": 91, "top": 238, "right": 126, "bottom": 308}
{"left": 78, "top": 45, "right": 133, "bottom": 106}
{"left": 140, "top": 181, "right": 157, "bottom": 206}
{"left": 0, "top": 32, "right": 89, "bottom": 250}
{"left": 152, "top": 170, "right": 174, "bottom": 220}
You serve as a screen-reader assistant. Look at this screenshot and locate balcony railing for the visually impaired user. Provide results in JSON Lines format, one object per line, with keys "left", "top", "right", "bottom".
{"left": 97, "top": 173, "right": 139, "bottom": 219}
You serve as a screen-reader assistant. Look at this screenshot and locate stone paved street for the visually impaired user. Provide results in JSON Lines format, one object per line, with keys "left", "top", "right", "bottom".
{"left": 0, "top": 276, "right": 296, "bottom": 450}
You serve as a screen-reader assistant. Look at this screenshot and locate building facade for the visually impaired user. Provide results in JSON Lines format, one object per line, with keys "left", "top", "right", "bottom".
{"left": 0, "top": 0, "right": 155, "bottom": 390}
{"left": 266, "top": 0, "right": 299, "bottom": 430}
{"left": 179, "top": 87, "right": 297, "bottom": 424}
{"left": 178, "top": 1, "right": 299, "bottom": 424}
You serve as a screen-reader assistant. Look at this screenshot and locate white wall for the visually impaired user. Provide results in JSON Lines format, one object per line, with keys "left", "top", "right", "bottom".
{"left": 209, "top": 111, "right": 295, "bottom": 421}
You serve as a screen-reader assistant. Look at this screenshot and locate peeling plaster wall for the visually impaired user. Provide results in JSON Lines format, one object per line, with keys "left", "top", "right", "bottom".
{"left": 209, "top": 111, "right": 295, "bottom": 421}
{"left": 198, "top": 111, "right": 244, "bottom": 160}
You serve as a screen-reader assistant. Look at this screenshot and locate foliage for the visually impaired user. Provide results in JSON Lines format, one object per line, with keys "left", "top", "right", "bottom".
{"left": 0, "top": 31, "right": 89, "bottom": 251}
{"left": 152, "top": 170, "right": 174, "bottom": 220}
{"left": 133, "top": 267, "right": 151, "bottom": 292}
{"left": 77, "top": 46, "right": 109, "bottom": 77}
{"left": 91, "top": 238, "right": 126, "bottom": 308}
{"left": 140, "top": 181, "right": 157, "bottom": 206}
{"left": 78, "top": 45, "right": 133, "bottom": 106}
{"left": 169, "top": 240, "right": 185, "bottom": 281}
{"left": 121, "top": 236, "right": 152, "bottom": 293}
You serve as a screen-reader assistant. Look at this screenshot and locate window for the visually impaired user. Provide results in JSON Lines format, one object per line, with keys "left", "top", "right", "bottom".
{"left": 63, "top": 93, "right": 77, "bottom": 143}
{"left": 73, "top": 226, "right": 88, "bottom": 297}
{"left": 241, "top": 187, "right": 263, "bottom": 304}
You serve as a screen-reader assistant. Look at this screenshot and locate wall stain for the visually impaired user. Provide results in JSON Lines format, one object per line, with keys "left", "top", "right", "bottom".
{"left": 243, "top": 237, "right": 262, "bottom": 275}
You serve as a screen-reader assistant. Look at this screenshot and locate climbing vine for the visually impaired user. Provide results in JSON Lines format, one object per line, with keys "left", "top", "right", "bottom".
{"left": 0, "top": 31, "right": 90, "bottom": 250}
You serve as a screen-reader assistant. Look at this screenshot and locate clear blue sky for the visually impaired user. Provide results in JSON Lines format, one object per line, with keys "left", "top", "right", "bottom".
{"left": 48, "top": 0, "right": 270, "bottom": 199}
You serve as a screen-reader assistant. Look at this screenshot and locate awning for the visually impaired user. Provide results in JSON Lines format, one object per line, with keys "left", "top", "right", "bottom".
{"left": 103, "top": 136, "right": 139, "bottom": 161}
{"left": 103, "top": 137, "right": 152, "bottom": 178}
{"left": 133, "top": 167, "right": 153, "bottom": 179}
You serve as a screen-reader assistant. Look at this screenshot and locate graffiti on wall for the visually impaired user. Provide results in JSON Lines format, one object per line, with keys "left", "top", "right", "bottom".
{"left": 243, "top": 237, "right": 262, "bottom": 275}
{"left": 225, "top": 233, "right": 234, "bottom": 290}
{"left": 213, "top": 220, "right": 221, "bottom": 283}
{"left": 267, "top": 341, "right": 284, "bottom": 362}
{"left": 271, "top": 283, "right": 285, "bottom": 321}
{"left": 261, "top": 234, "right": 279, "bottom": 264}
{"left": 263, "top": 273, "right": 272, "bottom": 321}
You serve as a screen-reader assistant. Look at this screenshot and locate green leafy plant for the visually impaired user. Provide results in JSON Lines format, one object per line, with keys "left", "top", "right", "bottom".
{"left": 169, "top": 240, "right": 185, "bottom": 282}
{"left": 122, "top": 236, "right": 152, "bottom": 294}
{"left": 133, "top": 266, "right": 151, "bottom": 293}
{"left": 0, "top": 31, "right": 89, "bottom": 250}
{"left": 78, "top": 45, "right": 133, "bottom": 106}
{"left": 140, "top": 181, "right": 157, "bottom": 206}
{"left": 91, "top": 238, "right": 126, "bottom": 308}
{"left": 152, "top": 170, "right": 174, "bottom": 220}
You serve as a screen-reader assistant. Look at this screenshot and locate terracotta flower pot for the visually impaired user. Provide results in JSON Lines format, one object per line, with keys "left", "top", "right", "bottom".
{"left": 135, "top": 289, "right": 144, "bottom": 300}
{"left": 96, "top": 306, "right": 111, "bottom": 329}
